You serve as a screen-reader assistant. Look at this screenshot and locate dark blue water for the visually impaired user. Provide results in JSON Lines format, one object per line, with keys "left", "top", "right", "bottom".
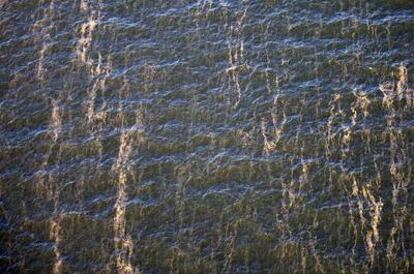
{"left": 1, "top": 0, "right": 414, "bottom": 273}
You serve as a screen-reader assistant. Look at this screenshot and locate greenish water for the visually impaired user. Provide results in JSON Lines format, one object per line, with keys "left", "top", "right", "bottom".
{"left": 1, "top": 0, "right": 414, "bottom": 273}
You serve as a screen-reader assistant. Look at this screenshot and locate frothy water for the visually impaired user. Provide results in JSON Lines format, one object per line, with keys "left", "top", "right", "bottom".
{"left": 1, "top": 0, "right": 414, "bottom": 273}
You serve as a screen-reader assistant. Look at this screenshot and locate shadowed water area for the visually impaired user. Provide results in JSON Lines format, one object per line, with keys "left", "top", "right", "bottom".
{"left": 1, "top": 0, "right": 414, "bottom": 273}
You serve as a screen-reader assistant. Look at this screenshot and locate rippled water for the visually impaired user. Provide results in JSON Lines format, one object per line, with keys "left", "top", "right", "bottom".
{"left": 1, "top": 0, "right": 414, "bottom": 273}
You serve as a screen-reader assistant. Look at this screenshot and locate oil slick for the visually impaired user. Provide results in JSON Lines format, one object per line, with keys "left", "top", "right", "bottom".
{"left": 32, "top": 0, "right": 56, "bottom": 82}
{"left": 112, "top": 78, "right": 145, "bottom": 274}
{"left": 76, "top": 15, "right": 98, "bottom": 66}
{"left": 225, "top": 7, "right": 248, "bottom": 109}
{"left": 113, "top": 131, "right": 136, "bottom": 274}
{"left": 34, "top": 99, "right": 64, "bottom": 274}
{"left": 381, "top": 65, "right": 413, "bottom": 273}
{"left": 50, "top": 100, "right": 64, "bottom": 274}
{"left": 380, "top": 64, "right": 413, "bottom": 108}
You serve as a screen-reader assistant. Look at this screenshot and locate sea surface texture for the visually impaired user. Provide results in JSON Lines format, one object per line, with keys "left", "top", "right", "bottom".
{"left": 1, "top": 0, "right": 414, "bottom": 273}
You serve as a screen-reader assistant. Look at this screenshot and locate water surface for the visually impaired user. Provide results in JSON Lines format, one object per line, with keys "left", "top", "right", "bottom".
{"left": 1, "top": 0, "right": 414, "bottom": 273}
